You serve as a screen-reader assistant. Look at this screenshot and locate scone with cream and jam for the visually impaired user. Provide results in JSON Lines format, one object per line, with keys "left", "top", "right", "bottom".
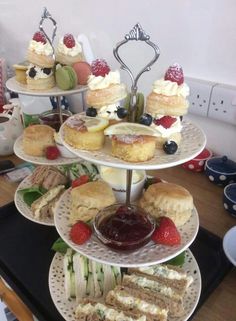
{"left": 85, "top": 59, "right": 127, "bottom": 124}
{"left": 26, "top": 64, "right": 55, "bottom": 90}
{"left": 104, "top": 122, "right": 159, "bottom": 162}
{"left": 63, "top": 114, "right": 109, "bottom": 151}
{"left": 145, "top": 64, "right": 189, "bottom": 152}
{"left": 55, "top": 33, "right": 84, "bottom": 65}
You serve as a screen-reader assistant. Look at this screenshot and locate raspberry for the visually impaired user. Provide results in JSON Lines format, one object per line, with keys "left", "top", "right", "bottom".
{"left": 45, "top": 146, "right": 60, "bottom": 160}
{"left": 70, "top": 221, "right": 92, "bottom": 245}
{"left": 32, "top": 31, "right": 46, "bottom": 44}
{"left": 151, "top": 217, "right": 181, "bottom": 246}
{"left": 91, "top": 59, "right": 110, "bottom": 77}
{"left": 164, "top": 63, "right": 184, "bottom": 85}
{"left": 154, "top": 116, "right": 177, "bottom": 129}
{"left": 63, "top": 33, "right": 76, "bottom": 48}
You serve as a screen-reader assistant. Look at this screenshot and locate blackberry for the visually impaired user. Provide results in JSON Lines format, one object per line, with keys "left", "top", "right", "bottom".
{"left": 86, "top": 107, "right": 97, "bottom": 117}
{"left": 43, "top": 68, "right": 51, "bottom": 75}
{"left": 28, "top": 67, "right": 36, "bottom": 78}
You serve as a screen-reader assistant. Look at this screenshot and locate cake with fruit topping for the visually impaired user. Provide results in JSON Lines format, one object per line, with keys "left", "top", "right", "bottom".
{"left": 145, "top": 63, "right": 190, "bottom": 153}
{"left": 104, "top": 122, "right": 159, "bottom": 162}
{"left": 55, "top": 33, "right": 84, "bottom": 65}
{"left": 26, "top": 64, "right": 55, "bottom": 90}
{"left": 63, "top": 114, "right": 109, "bottom": 150}
{"left": 26, "top": 31, "right": 54, "bottom": 68}
{"left": 85, "top": 59, "right": 127, "bottom": 123}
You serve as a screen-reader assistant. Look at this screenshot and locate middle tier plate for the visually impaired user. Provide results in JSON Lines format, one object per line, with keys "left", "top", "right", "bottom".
{"left": 54, "top": 188, "right": 199, "bottom": 267}
{"left": 59, "top": 119, "right": 206, "bottom": 170}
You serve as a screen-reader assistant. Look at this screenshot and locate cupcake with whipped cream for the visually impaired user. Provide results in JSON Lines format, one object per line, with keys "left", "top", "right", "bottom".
{"left": 55, "top": 33, "right": 84, "bottom": 65}
{"left": 27, "top": 31, "right": 54, "bottom": 68}
{"left": 85, "top": 59, "right": 127, "bottom": 124}
{"left": 145, "top": 63, "right": 190, "bottom": 149}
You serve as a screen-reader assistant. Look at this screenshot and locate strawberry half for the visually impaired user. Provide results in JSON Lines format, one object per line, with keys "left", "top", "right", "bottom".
{"left": 154, "top": 116, "right": 177, "bottom": 129}
{"left": 45, "top": 146, "right": 60, "bottom": 160}
{"left": 91, "top": 59, "right": 110, "bottom": 77}
{"left": 164, "top": 63, "right": 184, "bottom": 85}
{"left": 71, "top": 175, "right": 90, "bottom": 188}
{"left": 70, "top": 221, "right": 92, "bottom": 245}
{"left": 152, "top": 217, "right": 181, "bottom": 246}
{"left": 63, "top": 33, "right": 76, "bottom": 48}
{"left": 33, "top": 31, "right": 46, "bottom": 44}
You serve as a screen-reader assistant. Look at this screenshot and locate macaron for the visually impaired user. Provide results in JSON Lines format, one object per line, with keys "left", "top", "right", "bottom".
{"left": 72, "top": 61, "right": 92, "bottom": 85}
{"left": 55, "top": 65, "right": 77, "bottom": 90}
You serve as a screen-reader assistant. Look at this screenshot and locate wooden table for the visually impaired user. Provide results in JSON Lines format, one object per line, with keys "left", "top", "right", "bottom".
{"left": 1, "top": 154, "right": 236, "bottom": 321}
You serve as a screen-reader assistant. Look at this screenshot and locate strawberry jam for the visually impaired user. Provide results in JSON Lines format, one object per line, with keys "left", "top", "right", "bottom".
{"left": 95, "top": 204, "right": 155, "bottom": 251}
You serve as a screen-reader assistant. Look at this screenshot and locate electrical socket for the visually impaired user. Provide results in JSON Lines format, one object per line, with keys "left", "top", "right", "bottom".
{"left": 186, "top": 77, "right": 215, "bottom": 117}
{"left": 208, "top": 84, "right": 236, "bottom": 125}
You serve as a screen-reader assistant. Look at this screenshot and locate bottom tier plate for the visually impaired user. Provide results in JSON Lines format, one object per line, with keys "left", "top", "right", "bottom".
{"left": 48, "top": 249, "right": 201, "bottom": 321}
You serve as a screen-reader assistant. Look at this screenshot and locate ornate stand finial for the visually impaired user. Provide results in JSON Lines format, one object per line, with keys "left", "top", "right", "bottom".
{"left": 39, "top": 7, "right": 57, "bottom": 59}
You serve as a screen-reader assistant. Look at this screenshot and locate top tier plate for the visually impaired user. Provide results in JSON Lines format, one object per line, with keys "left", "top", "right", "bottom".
{"left": 6, "top": 77, "right": 87, "bottom": 97}
{"left": 59, "top": 120, "right": 206, "bottom": 170}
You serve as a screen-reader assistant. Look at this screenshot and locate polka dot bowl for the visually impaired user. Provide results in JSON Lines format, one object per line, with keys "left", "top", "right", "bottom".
{"left": 223, "top": 183, "right": 236, "bottom": 218}
{"left": 182, "top": 148, "right": 213, "bottom": 172}
{"left": 205, "top": 156, "right": 236, "bottom": 187}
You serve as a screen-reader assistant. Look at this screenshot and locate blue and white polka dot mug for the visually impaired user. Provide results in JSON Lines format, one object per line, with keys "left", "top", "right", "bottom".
{"left": 223, "top": 183, "right": 236, "bottom": 218}
{"left": 205, "top": 156, "right": 236, "bottom": 187}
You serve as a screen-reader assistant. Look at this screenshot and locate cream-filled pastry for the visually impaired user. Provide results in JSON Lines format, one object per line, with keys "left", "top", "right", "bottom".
{"left": 55, "top": 33, "right": 84, "bottom": 65}
{"left": 26, "top": 64, "right": 55, "bottom": 90}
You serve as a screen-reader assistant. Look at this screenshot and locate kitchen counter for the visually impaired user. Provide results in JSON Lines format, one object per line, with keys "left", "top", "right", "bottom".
{"left": 0, "top": 155, "right": 236, "bottom": 321}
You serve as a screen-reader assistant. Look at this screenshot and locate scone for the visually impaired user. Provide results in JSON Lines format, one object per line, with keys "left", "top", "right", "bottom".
{"left": 23, "top": 124, "right": 55, "bottom": 157}
{"left": 26, "top": 31, "right": 54, "bottom": 68}
{"left": 146, "top": 63, "right": 190, "bottom": 149}
{"left": 13, "top": 61, "right": 29, "bottom": 84}
{"left": 63, "top": 114, "right": 109, "bottom": 150}
{"left": 26, "top": 64, "right": 55, "bottom": 90}
{"left": 70, "top": 180, "right": 116, "bottom": 224}
{"left": 104, "top": 122, "right": 159, "bottom": 162}
{"left": 55, "top": 33, "right": 84, "bottom": 65}
{"left": 139, "top": 182, "right": 193, "bottom": 226}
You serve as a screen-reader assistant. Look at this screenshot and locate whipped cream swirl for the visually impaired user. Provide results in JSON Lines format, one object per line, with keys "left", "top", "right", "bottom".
{"left": 57, "top": 37, "right": 82, "bottom": 57}
{"left": 152, "top": 78, "right": 189, "bottom": 98}
{"left": 88, "top": 70, "right": 120, "bottom": 90}
{"left": 98, "top": 103, "right": 120, "bottom": 121}
{"left": 28, "top": 40, "right": 53, "bottom": 56}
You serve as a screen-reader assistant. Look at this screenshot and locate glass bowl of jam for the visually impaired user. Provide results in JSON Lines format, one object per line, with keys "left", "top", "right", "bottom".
{"left": 39, "top": 109, "right": 72, "bottom": 132}
{"left": 93, "top": 203, "right": 156, "bottom": 251}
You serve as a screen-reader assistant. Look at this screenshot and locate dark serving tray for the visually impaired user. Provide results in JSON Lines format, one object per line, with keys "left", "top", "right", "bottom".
{"left": 0, "top": 202, "right": 233, "bottom": 321}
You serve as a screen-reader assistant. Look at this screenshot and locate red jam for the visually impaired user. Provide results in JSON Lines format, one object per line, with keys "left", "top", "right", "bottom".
{"left": 40, "top": 113, "right": 70, "bottom": 131}
{"left": 98, "top": 205, "right": 154, "bottom": 250}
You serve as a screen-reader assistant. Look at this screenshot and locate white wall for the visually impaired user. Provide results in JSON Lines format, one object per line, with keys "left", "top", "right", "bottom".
{"left": 0, "top": 0, "right": 236, "bottom": 158}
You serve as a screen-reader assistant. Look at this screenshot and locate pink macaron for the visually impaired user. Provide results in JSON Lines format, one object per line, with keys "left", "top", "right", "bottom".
{"left": 72, "top": 61, "right": 92, "bottom": 85}
{"left": 182, "top": 148, "right": 213, "bottom": 172}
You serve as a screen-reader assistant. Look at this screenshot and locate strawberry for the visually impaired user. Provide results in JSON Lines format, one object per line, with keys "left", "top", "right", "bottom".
{"left": 164, "top": 63, "right": 184, "bottom": 85}
{"left": 91, "top": 59, "right": 110, "bottom": 77}
{"left": 63, "top": 33, "right": 76, "bottom": 48}
{"left": 71, "top": 175, "right": 90, "bottom": 188}
{"left": 70, "top": 221, "right": 92, "bottom": 245}
{"left": 154, "top": 116, "right": 177, "bottom": 129}
{"left": 33, "top": 31, "right": 47, "bottom": 44}
{"left": 152, "top": 217, "right": 181, "bottom": 246}
{"left": 45, "top": 146, "right": 60, "bottom": 160}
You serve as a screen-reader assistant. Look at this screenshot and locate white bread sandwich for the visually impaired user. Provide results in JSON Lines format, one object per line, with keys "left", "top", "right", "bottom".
{"left": 75, "top": 299, "right": 148, "bottom": 321}
{"left": 128, "top": 264, "right": 193, "bottom": 296}
{"left": 105, "top": 285, "right": 168, "bottom": 321}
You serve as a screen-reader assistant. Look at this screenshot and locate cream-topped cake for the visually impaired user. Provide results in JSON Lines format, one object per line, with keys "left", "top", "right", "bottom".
{"left": 55, "top": 33, "right": 84, "bottom": 65}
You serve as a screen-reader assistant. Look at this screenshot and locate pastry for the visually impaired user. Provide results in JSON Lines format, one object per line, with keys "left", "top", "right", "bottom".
{"left": 23, "top": 124, "right": 55, "bottom": 157}
{"left": 26, "top": 31, "right": 54, "bottom": 68}
{"left": 145, "top": 63, "right": 190, "bottom": 149}
{"left": 72, "top": 61, "right": 92, "bottom": 85}
{"left": 13, "top": 61, "right": 29, "bottom": 84}
{"left": 55, "top": 33, "right": 84, "bottom": 65}
{"left": 63, "top": 114, "right": 109, "bottom": 151}
{"left": 55, "top": 65, "right": 77, "bottom": 90}
{"left": 139, "top": 182, "right": 193, "bottom": 226}
{"left": 104, "top": 122, "right": 159, "bottom": 162}
{"left": 70, "top": 180, "right": 116, "bottom": 224}
{"left": 26, "top": 64, "right": 55, "bottom": 90}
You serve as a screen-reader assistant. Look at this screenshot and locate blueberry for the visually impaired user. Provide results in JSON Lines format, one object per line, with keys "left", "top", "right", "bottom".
{"left": 43, "top": 68, "right": 51, "bottom": 75}
{"left": 180, "top": 115, "right": 183, "bottom": 121}
{"left": 86, "top": 107, "right": 97, "bottom": 117}
{"left": 116, "top": 107, "right": 128, "bottom": 119}
{"left": 28, "top": 67, "right": 36, "bottom": 78}
{"left": 163, "top": 140, "right": 178, "bottom": 154}
{"left": 139, "top": 113, "right": 153, "bottom": 126}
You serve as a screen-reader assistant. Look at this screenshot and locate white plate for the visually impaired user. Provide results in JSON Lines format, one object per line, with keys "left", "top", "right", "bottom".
{"left": 6, "top": 77, "right": 87, "bottom": 97}
{"left": 48, "top": 249, "right": 201, "bottom": 321}
{"left": 59, "top": 119, "right": 206, "bottom": 170}
{"left": 14, "top": 174, "right": 54, "bottom": 226}
{"left": 14, "top": 135, "right": 80, "bottom": 166}
{"left": 54, "top": 188, "right": 199, "bottom": 267}
{"left": 223, "top": 226, "right": 236, "bottom": 266}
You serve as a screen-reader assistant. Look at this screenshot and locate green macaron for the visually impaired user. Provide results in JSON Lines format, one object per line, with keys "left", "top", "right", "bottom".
{"left": 55, "top": 65, "right": 78, "bottom": 90}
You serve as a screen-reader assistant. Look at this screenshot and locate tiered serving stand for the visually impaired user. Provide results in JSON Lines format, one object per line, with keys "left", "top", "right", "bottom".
{"left": 8, "top": 20, "right": 206, "bottom": 321}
